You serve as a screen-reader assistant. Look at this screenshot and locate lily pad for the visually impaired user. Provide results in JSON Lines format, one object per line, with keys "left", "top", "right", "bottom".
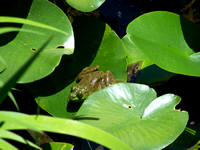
{"left": 127, "top": 11, "right": 200, "bottom": 76}
{"left": 76, "top": 83, "right": 189, "bottom": 149}
{"left": 91, "top": 24, "right": 128, "bottom": 81}
{"left": 0, "top": 0, "right": 74, "bottom": 83}
{"left": 0, "top": 56, "right": 6, "bottom": 73}
{"left": 66, "top": 0, "right": 105, "bottom": 12}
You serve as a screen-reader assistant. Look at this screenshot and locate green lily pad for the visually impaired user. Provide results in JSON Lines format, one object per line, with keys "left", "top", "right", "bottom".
{"left": 121, "top": 35, "right": 174, "bottom": 84}
{"left": 91, "top": 24, "right": 128, "bottom": 81}
{"left": 127, "top": 11, "right": 200, "bottom": 76}
{"left": 66, "top": 0, "right": 105, "bottom": 12}
{"left": 76, "top": 83, "right": 189, "bottom": 149}
{"left": 0, "top": 0, "right": 74, "bottom": 83}
{"left": 0, "top": 37, "right": 52, "bottom": 104}
{"left": 0, "top": 56, "right": 6, "bottom": 73}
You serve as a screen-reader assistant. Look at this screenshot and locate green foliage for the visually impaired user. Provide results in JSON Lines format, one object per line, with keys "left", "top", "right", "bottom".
{"left": 0, "top": 0, "right": 74, "bottom": 83}
{"left": 188, "top": 140, "right": 200, "bottom": 150}
{"left": 76, "top": 83, "right": 188, "bottom": 149}
{"left": 0, "top": 129, "right": 40, "bottom": 150}
{"left": 0, "top": 56, "right": 6, "bottom": 73}
{"left": 0, "top": 37, "right": 53, "bottom": 149}
{"left": 1, "top": 0, "right": 200, "bottom": 149}
{"left": 0, "top": 111, "right": 132, "bottom": 150}
{"left": 127, "top": 11, "right": 200, "bottom": 76}
{"left": 41, "top": 142, "right": 74, "bottom": 150}
{"left": 30, "top": 17, "right": 173, "bottom": 118}
{"left": 66, "top": 0, "right": 105, "bottom": 12}
{"left": 0, "top": 35, "right": 52, "bottom": 104}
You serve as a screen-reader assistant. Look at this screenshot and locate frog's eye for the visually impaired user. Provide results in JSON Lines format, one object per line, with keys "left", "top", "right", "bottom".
{"left": 135, "top": 65, "right": 139, "bottom": 70}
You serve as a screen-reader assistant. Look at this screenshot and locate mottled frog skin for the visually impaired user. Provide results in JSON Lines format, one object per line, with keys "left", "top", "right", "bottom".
{"left": 69, "top": 65, "right": 116, "bottom": 101}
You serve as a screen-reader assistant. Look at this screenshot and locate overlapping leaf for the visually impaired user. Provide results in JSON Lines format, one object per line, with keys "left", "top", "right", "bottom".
{"left": 76, "top": 83, "right": 189, "bottom": 149}
{"left": 66, "top": 0, "right": 105, "bottom": 12}
{"left": 28, "top": 11, "right": 200, "bottom": 123}
{"left": 0, "top": 111, "right": 132, "bottom": 150}
{"left": 30, "top": 16, "right": 173, "bottom": 118}
{"left": 127, "top": 11, "right": 200, "bottom": 76}
{"left": 0, "top": 0, "right": 74, "bottom": 83}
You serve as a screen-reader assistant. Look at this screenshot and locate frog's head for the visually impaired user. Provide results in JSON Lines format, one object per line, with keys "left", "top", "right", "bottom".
{"left": 127, "top": 61, "right": 143, "bottom": 83}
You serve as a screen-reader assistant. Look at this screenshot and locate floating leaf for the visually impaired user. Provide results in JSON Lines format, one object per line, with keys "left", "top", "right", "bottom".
{"left": 127, "top": 11, "right": 200, "bottom": 76}
{"left": 0, "top": 0, "right": 74, "bottom": 83}
{"left": 0, "top": 37, "right": 52, "bottom": 104}
{"left": 76, "top": 83, "right": 189, "bottom": 149}
{"left": 66, "top": 0, "right": 105, "bottom": 12}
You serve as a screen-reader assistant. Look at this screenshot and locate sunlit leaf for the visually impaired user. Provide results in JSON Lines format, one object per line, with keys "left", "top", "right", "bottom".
{"left": 0, "top": 0, "right": 74, "bottom": 83}
{"left": 127, "top": 11, "right": 200, "bottom": 76}
{"left": 0, "top": 129, "right": 39, "bottom": 149}
{"left": 66, "top": 0, "right": 105, "bottom": 12}
{"left": 76, "top": 83, "right": 189, "bottom": 149}
{"left": 0, "top": 111, "right": 132, "bottom": 150}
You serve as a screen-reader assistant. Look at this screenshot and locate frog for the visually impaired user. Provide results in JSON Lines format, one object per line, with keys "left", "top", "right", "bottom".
{"left": 69, "top": 65, "right": 116, "bottom": 101}
{"left": 127, "top": 61, "right": 143, "bottom": 83}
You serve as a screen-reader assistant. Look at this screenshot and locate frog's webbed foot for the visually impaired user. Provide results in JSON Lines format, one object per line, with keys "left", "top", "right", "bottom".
{"left": 76, "top": 65, "right": 99, "bottom": 81}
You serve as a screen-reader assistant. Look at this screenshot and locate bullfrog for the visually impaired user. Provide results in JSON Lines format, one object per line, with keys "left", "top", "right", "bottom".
{"left": 127, "top": 61, "right": 143, "bottom": 83}
{"left": 69, "top": 65, "right": 116, "bottom": 101}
